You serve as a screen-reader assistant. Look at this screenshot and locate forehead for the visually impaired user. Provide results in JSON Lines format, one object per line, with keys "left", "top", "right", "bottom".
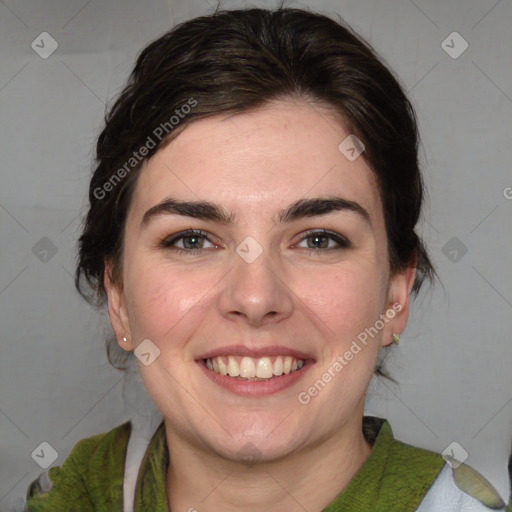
{"left": 129, "top": 99, "right": 383, "bottom": 227}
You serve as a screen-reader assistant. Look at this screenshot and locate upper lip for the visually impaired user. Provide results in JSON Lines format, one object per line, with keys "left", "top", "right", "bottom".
{"left": 196, "top": 344, "right": 315, "bottom": 361}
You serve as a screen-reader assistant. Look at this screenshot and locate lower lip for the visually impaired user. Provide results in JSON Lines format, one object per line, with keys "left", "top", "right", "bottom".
{"left": 196, "top": 359, "right": 315, "bottom": 397}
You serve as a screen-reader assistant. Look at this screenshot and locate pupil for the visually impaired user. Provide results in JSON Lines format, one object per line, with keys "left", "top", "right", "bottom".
{"left": 311, "top": 235, "right": 326, "bottom": 249}
{"left": 185, "top": 236, "right": 200, "bottom": 249}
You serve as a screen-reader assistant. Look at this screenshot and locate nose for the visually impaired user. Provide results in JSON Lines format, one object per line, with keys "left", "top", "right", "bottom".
{"left": 219, "top": 240, "right": 294, "bottom": 327}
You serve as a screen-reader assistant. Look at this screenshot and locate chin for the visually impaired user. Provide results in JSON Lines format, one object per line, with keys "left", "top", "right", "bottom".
{"left": 201, "top": 421, "right": 308, "bottom": 463}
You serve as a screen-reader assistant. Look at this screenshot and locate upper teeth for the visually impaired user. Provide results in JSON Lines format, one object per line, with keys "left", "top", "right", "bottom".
{"left": 205, "top": 355, "right": 305, "bottom": 378}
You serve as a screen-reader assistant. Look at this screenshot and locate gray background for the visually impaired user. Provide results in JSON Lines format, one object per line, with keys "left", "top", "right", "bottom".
{"left": 1, "top": 0, "right": 511, "bottom": 509}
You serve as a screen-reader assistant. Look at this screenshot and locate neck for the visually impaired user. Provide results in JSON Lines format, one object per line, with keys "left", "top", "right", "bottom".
{"left": 165, "top": 412, "right": 373, "bottom": 512}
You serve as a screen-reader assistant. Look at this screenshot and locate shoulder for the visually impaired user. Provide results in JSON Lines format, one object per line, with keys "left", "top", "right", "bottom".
{"left": 416, "top": 461, "right": 507, "bottom": 512}
{"left": 23, "top": 421, "right": 132, "bottom": 511}
{"left": 365, "top": 418, "right": 506, "bottom": 511}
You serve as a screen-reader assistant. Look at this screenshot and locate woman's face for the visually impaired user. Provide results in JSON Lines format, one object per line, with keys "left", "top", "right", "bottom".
{"left": 105, "top": 98, "right": 414, "bottom": 462}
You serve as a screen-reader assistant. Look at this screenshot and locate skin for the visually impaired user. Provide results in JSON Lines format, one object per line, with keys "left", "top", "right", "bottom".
{"left": 105, "top": 97, "right": 416, "bottom": 512}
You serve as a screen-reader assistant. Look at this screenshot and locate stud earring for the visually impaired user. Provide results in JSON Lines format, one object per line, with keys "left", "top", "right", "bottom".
{"left": 122, "top": 336, "right": 128, "bottom": 343}
{"left": 392, "top": 333, "right": 400, "bottom": 345}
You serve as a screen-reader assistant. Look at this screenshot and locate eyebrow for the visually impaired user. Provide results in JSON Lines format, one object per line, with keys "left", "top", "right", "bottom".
{"left": 141, "top": 195, "right": 372, "bottom": 228}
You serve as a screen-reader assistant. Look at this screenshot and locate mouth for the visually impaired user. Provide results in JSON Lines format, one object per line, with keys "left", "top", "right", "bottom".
{"left": 195, "top": 347, "right": 316, "bottom": 397}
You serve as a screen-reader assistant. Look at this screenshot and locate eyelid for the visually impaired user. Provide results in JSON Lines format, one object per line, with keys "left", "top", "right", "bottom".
{"left": 295, "top": 229, "right": 351, "bottom": 250}
{"left": 159, "top": 229, "right": 215, "bottom": 249}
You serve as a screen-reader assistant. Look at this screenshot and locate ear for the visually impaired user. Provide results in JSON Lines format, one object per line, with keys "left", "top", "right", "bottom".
{"left": 104, "top": 259, "right": 134, "bottom": 351}
{"left": 381, "top": 264, "right": 417, "bottom": 347}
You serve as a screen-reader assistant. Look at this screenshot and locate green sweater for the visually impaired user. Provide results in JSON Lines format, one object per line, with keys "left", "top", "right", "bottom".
{"left": 23, "top": 416, "right": 480, "bottom": 511}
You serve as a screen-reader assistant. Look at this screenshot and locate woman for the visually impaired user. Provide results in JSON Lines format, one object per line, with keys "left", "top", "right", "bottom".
{"left": 23, "top": 6, "right": 508, "bottom": 512}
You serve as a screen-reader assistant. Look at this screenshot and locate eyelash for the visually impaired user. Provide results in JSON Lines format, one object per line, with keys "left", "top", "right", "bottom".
{"left": 159, "top": 229, "right": 351, "bottom": 255}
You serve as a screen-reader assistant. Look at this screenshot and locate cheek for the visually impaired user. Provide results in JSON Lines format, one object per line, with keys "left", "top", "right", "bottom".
{"left": 308, "top": 264, "right": 386, "bottom": 337}
{"left": 125, "top": 260, "right": 209, "bottom": 343}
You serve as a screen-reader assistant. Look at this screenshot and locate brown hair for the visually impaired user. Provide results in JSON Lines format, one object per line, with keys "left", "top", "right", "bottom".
{"left": 75, "top": 6, "right": 437, "bottom": 375}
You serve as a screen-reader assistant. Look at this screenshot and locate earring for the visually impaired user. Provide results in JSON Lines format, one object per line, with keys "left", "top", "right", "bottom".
{"left": 392, "top": 333, "right": 400, "bottom": 345}
{"left": 122, "top": 336, "right": 128, "bottom": 343}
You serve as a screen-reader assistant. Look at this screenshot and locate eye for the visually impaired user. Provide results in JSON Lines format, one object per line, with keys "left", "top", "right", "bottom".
{"left": 159, "top": 229, "right": 216, "bottom": 254}
{"left": 296, "top": 229, "right": 351, "bottom": 253}
{"left": 159, "top": 228, "right": 351, "bottom": 256}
